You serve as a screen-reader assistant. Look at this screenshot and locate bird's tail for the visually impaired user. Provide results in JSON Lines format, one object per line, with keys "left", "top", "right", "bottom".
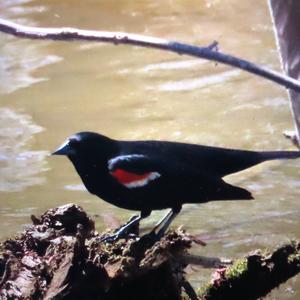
{"left": 212, "top": 181, "right": 254, "bottom": 201}
{"left": 260, "top": 150, "right": 300, "bottom": 161}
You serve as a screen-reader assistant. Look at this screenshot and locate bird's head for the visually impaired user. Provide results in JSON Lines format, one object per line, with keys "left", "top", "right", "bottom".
{"left": 52, "top": 131, "right": 117, "bottom": 160}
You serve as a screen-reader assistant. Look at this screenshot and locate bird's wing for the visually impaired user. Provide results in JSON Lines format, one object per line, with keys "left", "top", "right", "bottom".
{"left": 107, "top": 153, "right": 253, "bottom": 201}
{"left": 108, "top": 154, "right": 161, "bottom": 188}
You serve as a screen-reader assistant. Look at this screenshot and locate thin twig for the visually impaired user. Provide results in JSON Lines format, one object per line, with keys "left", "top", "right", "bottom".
{"left": 0, "top": 18, "right": 300, "bottom": 92}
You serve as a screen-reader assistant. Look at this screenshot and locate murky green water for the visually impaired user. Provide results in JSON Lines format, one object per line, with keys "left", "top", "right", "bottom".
{"left": 0, "top": 0, "right": 299, "bottom": 297}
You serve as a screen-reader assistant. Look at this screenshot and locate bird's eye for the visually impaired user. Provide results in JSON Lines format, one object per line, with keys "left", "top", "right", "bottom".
{"left": 69, "top": 138, "right": 79, "bottom": 148}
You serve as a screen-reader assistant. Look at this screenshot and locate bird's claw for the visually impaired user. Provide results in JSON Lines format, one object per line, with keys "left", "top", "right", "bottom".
{"left": 100, "top": 225, "right": 131, "bottom": 243}
{"left": 140, "top": 229, "right": 162, "bottom": 243}
{"left": 100, "top": 232, "right": 121, "bottom": 243}
{"left": 99, "top": 215, "right": 140, "bottom": 243}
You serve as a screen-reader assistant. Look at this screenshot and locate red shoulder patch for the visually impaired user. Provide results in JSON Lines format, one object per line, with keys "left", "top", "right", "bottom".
{"left": 110, "top": 168, "right": 161, "bottom": 188}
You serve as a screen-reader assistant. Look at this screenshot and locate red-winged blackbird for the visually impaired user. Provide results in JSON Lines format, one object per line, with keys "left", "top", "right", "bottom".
{"left": 52, "top": 131, "right": 300, "bottom": 240}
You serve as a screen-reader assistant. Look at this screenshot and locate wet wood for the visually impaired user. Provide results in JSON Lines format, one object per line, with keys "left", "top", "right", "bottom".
{"left": 199, "top": 241, "right": 300, "bottom": 300}
{"left": 0, "top": 204, "right": 201, "bottom": 300}
{"left": 0, "top": 204, "right": 299, "bottom": 300}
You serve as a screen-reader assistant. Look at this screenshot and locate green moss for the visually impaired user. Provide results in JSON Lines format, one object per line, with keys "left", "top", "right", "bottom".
{"left": 196, "top": 241, "right": 300, "bottom": 300}
{"left": 287, "top": 240, "right": 300, "bottom": 264}
{"left": 197, "top": 282, "right": 215, "bottom": 299}
{"left": 196, "top": 259, "right": 248, "bottom": 299}
{"left": 225, "top": 258, "right": 247, "bottom": 280}
{"left": 288, "top": 252, "right": 300, "bottom": 264}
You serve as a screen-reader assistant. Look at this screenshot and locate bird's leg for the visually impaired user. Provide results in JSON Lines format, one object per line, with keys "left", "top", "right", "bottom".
{"left": 100, "top": 214, "right": 141, "bottom": 243}
{"left": 155, "top": 210, "right": 179, "bottom": 238}
{"left": 151, "top": 209, "right": 173, "bottom": 233}
{"left": 100, "top": 210, "right": 151, "bottom": 243}
{"left": 149, "top": 207, "right": 181, "bottom": 239}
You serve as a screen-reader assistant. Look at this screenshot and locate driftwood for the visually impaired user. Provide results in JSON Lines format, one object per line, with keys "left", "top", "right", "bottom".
{"left": 0, "top": 18, "right": 300, "bottom": 93}
{"left": 199, "top": 241, "right": 300, "bottom": 300}
{"left": 0, "top": 204, "right": 208, "bottom": 300}
{"left": 0, "top": 204, "right": 299, "bottom": 300}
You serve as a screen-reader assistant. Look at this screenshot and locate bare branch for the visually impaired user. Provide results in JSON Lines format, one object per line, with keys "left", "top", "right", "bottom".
{"left": 0, "top": 18, "right": 300, "bottom": 92}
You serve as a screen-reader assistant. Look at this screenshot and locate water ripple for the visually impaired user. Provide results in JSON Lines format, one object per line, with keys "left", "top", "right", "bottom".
{"left": 140, "top": 59, "right": 207, "bottom": 72}
{"left": 0, "top": 108, "right": 48, "bottom": 192}
{"left": 155, "top": 69, "right": 241, "bottom": 91}
{"left": 0, "top": 0, "right": 62, "bottom": 94}
{"left": 0, "top": 43, "right": 62, "bottom": 94}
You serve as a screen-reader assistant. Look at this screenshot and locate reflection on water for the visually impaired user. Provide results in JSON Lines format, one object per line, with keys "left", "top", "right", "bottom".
{"left": 0, "top": 108, "right": 47, "bottom": 191}
{"left": 140, "top": 59, "right": 207, "bottom": 72}
{"left": 0, "top": 0, "right": 299, "bottom": 297}
{"left": 0, "top": 42, "right": 62, "bottom": 94}
{"left": 156, "top": 69, "right": 241, "bottom": 91}
{"left": 0, "top": 0, "right": 62, "bottom": 94}
{"left": 65, "top": 183, "right": 85, "bottom": 191}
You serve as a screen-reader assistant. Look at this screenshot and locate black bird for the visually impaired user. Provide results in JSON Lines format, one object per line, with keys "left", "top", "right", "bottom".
{"left": 52, "top": 131, "right": 300, "bottom": 240}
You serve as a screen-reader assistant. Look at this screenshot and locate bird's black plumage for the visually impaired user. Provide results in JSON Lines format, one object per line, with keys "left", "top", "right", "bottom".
{"left": 52, "top": 131, "right": 300, "bottom": 239}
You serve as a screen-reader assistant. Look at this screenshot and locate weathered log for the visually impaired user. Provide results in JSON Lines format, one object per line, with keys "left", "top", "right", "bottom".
{"left": 0, "top": 204, "right": 299, "bottom": 300}
{"left": 0, "top": 204, "right": 201, "bottom": 300}
{"left": 198, "top": 241, "right": 300, "bottom": 300}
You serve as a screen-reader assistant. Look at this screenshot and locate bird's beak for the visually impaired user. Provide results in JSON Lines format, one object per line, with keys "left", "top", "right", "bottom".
{"left": 51, "top": 140, "right": 71, "bottom": 156}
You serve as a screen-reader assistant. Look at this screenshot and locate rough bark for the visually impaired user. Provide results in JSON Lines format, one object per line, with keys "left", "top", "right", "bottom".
{"left": 198, "top": 241, "right": 300, "bottom": 300}
{"left": 0, "top": 204, "right": 299, "bottom": 300}
{"left": 0, "top": 204, "right": 200, "bottom": 300}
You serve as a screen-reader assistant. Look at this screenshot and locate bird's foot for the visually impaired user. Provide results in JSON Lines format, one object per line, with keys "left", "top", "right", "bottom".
{"left": 142, "top": 209, "right": 179, "bottom": 242}
{"left": 140, "top": 227, "right": 165, "bottom": 244}
{"left": 99, "top": 231, "right": 124, "bottom": 243}
{"left": 99, "top": 215, "right": 140, "bottom": 243}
